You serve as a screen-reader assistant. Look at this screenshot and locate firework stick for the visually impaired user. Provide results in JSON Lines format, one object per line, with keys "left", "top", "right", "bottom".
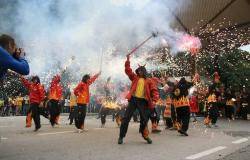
{"left": 127, "top": 32, "right": 158, "bottom": 56}
{"left": 99, "top": 47, "right": 104, "bottom": 72}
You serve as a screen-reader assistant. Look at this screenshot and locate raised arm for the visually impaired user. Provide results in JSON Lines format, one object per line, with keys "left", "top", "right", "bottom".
{"left": 87, "top": 72, "right": 101, "bottom": 85}
{"left": 0, "top": 47, "right": 29, "bottom": 75}
{"left": 125, "top": 55, "right": 136, "bottom": 81}
{"left": 20, "top": 76, "right": 31, "bottom": 89}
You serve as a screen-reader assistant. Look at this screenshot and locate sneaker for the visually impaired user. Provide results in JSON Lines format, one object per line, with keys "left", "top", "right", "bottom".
{"left": 152, "top": 128, "right": 162, "bottom": 133}
{"left": 78, "top": 129, "right": 83, "bottom": 133}
{"left": 83, "top": 128, "right": 88, "bottom": 131}
{"left": 182, "top": 131, "right": 188, "bottom": 136}
{"left": 118, "top": 137, "right": 123, "bottom": 144}
{"left": 212, "top": 124, "right": 218, "bottom": 128}
{"left": 178, "top": 130, "right": 188, "bottom": 136}
{"left": 169, "top": 127, "right": 176, "bottom": 130}
{"left": 143, "top": 137, "right": 152, "bottom": 144}
{"left": 34, "top": 126, "right": 41, "bottom": 132}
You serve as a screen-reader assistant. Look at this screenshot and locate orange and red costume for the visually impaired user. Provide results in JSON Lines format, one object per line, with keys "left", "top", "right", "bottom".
{"left": 74, "top": 74, "right": 99, "bottom": 105}
{"left": 125, "top": 59, "right": 159, "bottom": 109}
{"left": 49, "top": 75, "right": 63, "bottom": 101}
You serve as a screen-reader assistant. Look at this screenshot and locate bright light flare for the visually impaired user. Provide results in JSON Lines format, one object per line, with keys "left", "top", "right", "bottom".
{"left": 178, "top": 34, "right": 201, "bottom": 55}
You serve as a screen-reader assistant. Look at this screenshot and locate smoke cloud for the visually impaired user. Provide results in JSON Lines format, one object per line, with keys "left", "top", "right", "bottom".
{"left": 0, "top": 0, "right": 189, "bottom": 83}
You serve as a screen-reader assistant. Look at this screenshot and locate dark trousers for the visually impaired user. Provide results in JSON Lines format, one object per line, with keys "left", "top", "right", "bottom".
{"left": 75, "top": 104, "right": 87, "bottom": 129}
{"left": 150, "top": 107, "right": 159, "bottom": 124}
{"left": 171, "top": 105, "right": 177, "bottom": 122}
{"left": 165, "top": 117, "right": 173, "bottom": 128}
{"left": 100, "top": 107, "right": 109, "bottom": 125}
{"left": 176, "top": 106, "right": 190, "bottom": 132}
{"left": 119, "top": 97, "right": 150, "bottom": 138}
{"left": 238, "top": 104, "right": 248, "bottom": 120}
{"left": 132, "top": 109, "right": 139, "bottom": 122}
{"left": 30, "top": 103, "right": 41, "bottom": 129}
{"left": 155, "top": 105, "right": 164, "bottom": 123}
{"left": 208, "top": 103, "right": 219, "bottom": 124}
{"left": 27, "top": 106, "right": 49, "bottom": 119}
{"left": 69, "top": 106, "right": 76, "bottom": 125}
{"left": 40, "top": 107, "right": 49, "bottom": 119}
{"left": 49, "top": 100, "right": 60, "bottom": 126}
{"left": 225, "top": 105, "right": 234, "bottom": 119}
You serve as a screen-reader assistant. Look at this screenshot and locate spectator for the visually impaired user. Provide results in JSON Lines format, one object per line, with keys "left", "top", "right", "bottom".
{"left": 22, "top": 95, "right": 29, "bottom": 116}
{"left": 0, "top": 98, "right": 4, "bottom": 115}
{"left": 64, "top": 98, "right": 70, "bottom": 113}
{"left": 16, "top": 94, "right": 23, "bottom": 116}
{"left": 0, "top": 34, "right": 29, "bottom": 80}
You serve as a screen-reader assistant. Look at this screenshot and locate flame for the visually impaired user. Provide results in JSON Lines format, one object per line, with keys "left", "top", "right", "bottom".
{"left": 102, "top": 100, "right": 120, "bottom": 109}
{"left": 173, "top": 96, "right": 190, "bottom": 107}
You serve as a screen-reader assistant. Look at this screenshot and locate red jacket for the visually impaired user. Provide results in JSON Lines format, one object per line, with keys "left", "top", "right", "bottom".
{"left": 21, "top": 77, "right": 45, "bottom": 104}
{"left": 74, "top": 73, "right": 99, "bottom": 104}
{"left": 190, "top": 95, "right": 199, "bottom": 113}
{"left": 49, "top": 75, "right": 63, "bottom": 101}
{"left": 125, "top": 59, "right": 159, "bottom": 109}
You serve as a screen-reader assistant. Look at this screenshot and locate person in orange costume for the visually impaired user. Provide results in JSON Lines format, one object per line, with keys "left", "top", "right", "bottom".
{"left": 74, "top": 72, "right": 101, "bottom": 132}
{"left": 48, "top": 75, "right": 63, "bottom": 127}
{"left": 21, "top": 76, "right": 45, "bottom": 131}
{"left": 118, "top": 54, "right": 159, "bottom": 144}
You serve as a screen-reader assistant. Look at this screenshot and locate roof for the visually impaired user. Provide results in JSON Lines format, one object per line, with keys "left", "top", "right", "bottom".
{"left": 171, "top": 0, "right": 250, "bottom": 51}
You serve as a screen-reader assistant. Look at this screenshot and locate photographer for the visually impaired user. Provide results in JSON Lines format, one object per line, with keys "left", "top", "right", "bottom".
{"left": 0, "top": 34, "right": 29, "bottom": 80}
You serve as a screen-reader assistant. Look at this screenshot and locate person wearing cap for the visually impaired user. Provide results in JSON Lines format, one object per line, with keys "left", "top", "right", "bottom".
{"left": 118, "top": 54, "right": 159, "bottom": 144}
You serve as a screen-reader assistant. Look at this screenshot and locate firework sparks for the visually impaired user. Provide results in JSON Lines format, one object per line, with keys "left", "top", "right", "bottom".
{"left": 177, "top": 34, "right": 201, "bottom": 55}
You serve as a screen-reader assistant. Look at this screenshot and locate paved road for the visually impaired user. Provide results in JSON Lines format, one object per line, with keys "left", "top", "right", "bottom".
{"left": 0, "top": 116, "right": 249, "bottom": 160}
{"left": 219, "top": 145, "right": 250, "bottom": 160}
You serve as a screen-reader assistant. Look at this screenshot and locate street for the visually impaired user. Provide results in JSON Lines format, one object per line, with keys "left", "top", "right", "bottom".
{"left": 0, "top": 116, "right": 249, "bottom": 160}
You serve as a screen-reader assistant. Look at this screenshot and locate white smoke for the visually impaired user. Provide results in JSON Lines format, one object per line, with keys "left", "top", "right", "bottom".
{"left": 0, "top": 0, "right": 189, "bottom": 82}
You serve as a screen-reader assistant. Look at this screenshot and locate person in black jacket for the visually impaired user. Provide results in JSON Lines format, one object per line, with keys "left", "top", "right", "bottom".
{"left": 172, "top": 77, "right": 193, "bottom": 136}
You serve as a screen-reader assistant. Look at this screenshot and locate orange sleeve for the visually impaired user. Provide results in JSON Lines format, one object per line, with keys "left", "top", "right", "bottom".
{"left": 87, "top": 73, "right": 100, "bottom": 85}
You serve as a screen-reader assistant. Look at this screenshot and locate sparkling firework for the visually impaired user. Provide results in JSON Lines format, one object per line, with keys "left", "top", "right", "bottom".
{"left": 177, "top": 34, "right": 201, "bottom": 55}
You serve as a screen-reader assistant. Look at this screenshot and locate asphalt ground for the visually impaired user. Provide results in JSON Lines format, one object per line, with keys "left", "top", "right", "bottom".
{"left": 0, "top": 116, "right": 250, "bottom": 160}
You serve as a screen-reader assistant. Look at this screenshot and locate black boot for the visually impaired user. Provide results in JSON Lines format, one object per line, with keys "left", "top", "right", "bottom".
{"left": 118, "top": 137, "right": 123, "bottom": 144}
